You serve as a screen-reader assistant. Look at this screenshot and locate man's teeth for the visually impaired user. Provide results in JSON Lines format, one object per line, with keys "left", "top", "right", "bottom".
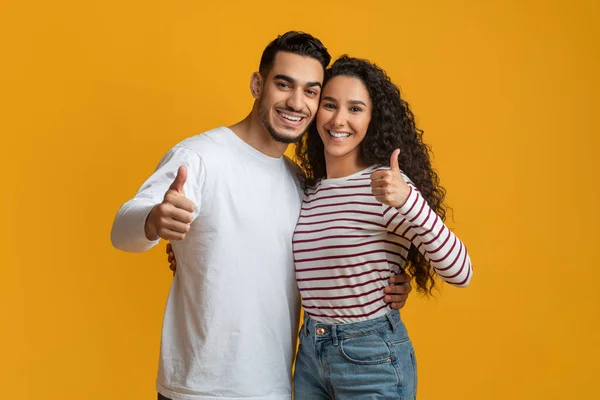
{"left": 280, "top": 112, "right": 302, "bottom": 122}
{"left": 329, "top": 131, "right": 350, "bottom": 138}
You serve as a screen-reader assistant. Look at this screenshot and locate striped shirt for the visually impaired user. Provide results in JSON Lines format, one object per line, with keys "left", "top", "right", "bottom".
{"left": 293, "top": 165, "right": 473, "bottom": 324}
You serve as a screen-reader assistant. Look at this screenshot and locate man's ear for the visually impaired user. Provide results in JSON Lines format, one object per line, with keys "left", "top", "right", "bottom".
{"left": 250, "top": 72, "right": 263, "bottom": 99}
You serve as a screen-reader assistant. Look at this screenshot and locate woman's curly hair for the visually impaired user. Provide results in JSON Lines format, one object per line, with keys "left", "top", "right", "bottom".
{"left": 295, "top": 55, "right": 448, "bottom": 295}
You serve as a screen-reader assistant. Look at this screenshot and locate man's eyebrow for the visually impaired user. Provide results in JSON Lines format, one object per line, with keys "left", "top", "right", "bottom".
{"left": 273, "top": 74, "right": 322, "bottom": 89}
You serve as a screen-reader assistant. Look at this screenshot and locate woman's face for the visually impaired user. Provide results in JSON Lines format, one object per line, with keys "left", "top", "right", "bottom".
{"left": 316, "top": 75, "right": 372, "bottom": 165}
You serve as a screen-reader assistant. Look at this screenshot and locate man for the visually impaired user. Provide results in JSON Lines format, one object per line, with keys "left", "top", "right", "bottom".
{"left": 111, "top": 31, "right": 412, "bottom": 400}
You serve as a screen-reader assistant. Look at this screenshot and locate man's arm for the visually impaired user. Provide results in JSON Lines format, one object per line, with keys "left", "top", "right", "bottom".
{"left": 110, "top": 146, "right": 204, "bottom": 253}
{"left": 385, "top": 273, "right": 413, "bottom": 309}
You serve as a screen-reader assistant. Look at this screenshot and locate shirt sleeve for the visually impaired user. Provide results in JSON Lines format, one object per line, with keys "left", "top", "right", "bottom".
{"left": 382, "top": 176, "right": 473, "bottom": 287}
{"left": 110, "top": 145, "right": 205, "bottom": 253}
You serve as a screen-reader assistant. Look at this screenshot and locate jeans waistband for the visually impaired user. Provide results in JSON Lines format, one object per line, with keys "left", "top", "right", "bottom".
{"left": 301, "top": 310, "right": 406, "bottom": 342}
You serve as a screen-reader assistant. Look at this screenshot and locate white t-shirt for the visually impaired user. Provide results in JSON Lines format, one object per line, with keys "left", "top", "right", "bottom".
{"left": 111, "top": 127, "right": 303, "bottom": 400}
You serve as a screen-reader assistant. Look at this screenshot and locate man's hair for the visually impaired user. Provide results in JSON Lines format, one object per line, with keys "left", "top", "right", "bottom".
{"left": 259, "top": 31, "right": 331, "bottom": 77}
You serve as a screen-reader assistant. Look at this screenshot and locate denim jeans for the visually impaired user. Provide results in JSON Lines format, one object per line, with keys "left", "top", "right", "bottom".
{"left": 157, "top": 393, "right": 170, "bottom": 400}
{"left": 294, "top": 310, "right": 417, "bottom": 399}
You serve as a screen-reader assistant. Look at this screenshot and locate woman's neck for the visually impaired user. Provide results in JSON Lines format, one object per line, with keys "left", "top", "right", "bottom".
{"left": 324, "top": 152, "right": 369, "bottom": 179}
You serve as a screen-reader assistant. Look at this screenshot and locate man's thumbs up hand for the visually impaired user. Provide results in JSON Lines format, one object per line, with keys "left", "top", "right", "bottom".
{"left": 145, "top": 166, "right": 196, "bottom": 241}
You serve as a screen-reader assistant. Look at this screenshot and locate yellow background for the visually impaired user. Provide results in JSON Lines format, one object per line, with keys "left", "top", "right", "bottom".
{"left": 1, "top": 0, "right": 598, "bottom": 399}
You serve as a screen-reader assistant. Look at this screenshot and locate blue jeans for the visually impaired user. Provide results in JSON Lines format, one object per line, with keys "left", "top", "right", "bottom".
{"left": 294, "top": 310, "right": 417, "bottom": 399}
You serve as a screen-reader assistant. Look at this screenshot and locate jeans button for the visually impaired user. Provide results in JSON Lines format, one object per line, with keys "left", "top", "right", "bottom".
{"left": 316, "top": 327, "right": 325, "bottom": 335}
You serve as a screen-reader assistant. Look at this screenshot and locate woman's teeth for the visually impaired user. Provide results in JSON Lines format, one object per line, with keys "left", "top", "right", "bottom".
{"left": 329, "top": 131, "right": 350, "bottom": 138}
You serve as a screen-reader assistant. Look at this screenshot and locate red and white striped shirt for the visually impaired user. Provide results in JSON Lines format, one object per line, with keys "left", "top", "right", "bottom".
{"left": 293, "top": 165, "right": 473, "bottom": 324}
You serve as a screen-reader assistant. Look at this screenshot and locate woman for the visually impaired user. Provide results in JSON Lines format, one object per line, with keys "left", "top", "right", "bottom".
{"left": 291, "top": 55, "right": 472, "bottom": 399}
{"left": 168, "top": 56, "right": 472, "bottom": 398}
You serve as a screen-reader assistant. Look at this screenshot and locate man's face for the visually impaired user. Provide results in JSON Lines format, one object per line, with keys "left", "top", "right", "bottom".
{"left": 257, "top": 52, "right": 324, "bottom": 144}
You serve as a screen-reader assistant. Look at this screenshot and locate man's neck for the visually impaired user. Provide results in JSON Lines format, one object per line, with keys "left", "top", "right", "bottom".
{"left": 229, "top": 112, "right": 288, "bottom": 159}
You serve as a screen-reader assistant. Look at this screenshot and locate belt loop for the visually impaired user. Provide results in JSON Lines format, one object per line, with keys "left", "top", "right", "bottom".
{"left": 302, "top": 314, "right": 309, "bottom": 336}
{"left": 331, "top": 324, "right": 339, "bottom": 347}
{"left": 386, "top": 312, "right": 397, "bottom": 332}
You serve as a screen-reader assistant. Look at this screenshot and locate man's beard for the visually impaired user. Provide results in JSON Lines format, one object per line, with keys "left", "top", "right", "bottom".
{"left": 260, "top": 104, "right": 306, "bottom": 144}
